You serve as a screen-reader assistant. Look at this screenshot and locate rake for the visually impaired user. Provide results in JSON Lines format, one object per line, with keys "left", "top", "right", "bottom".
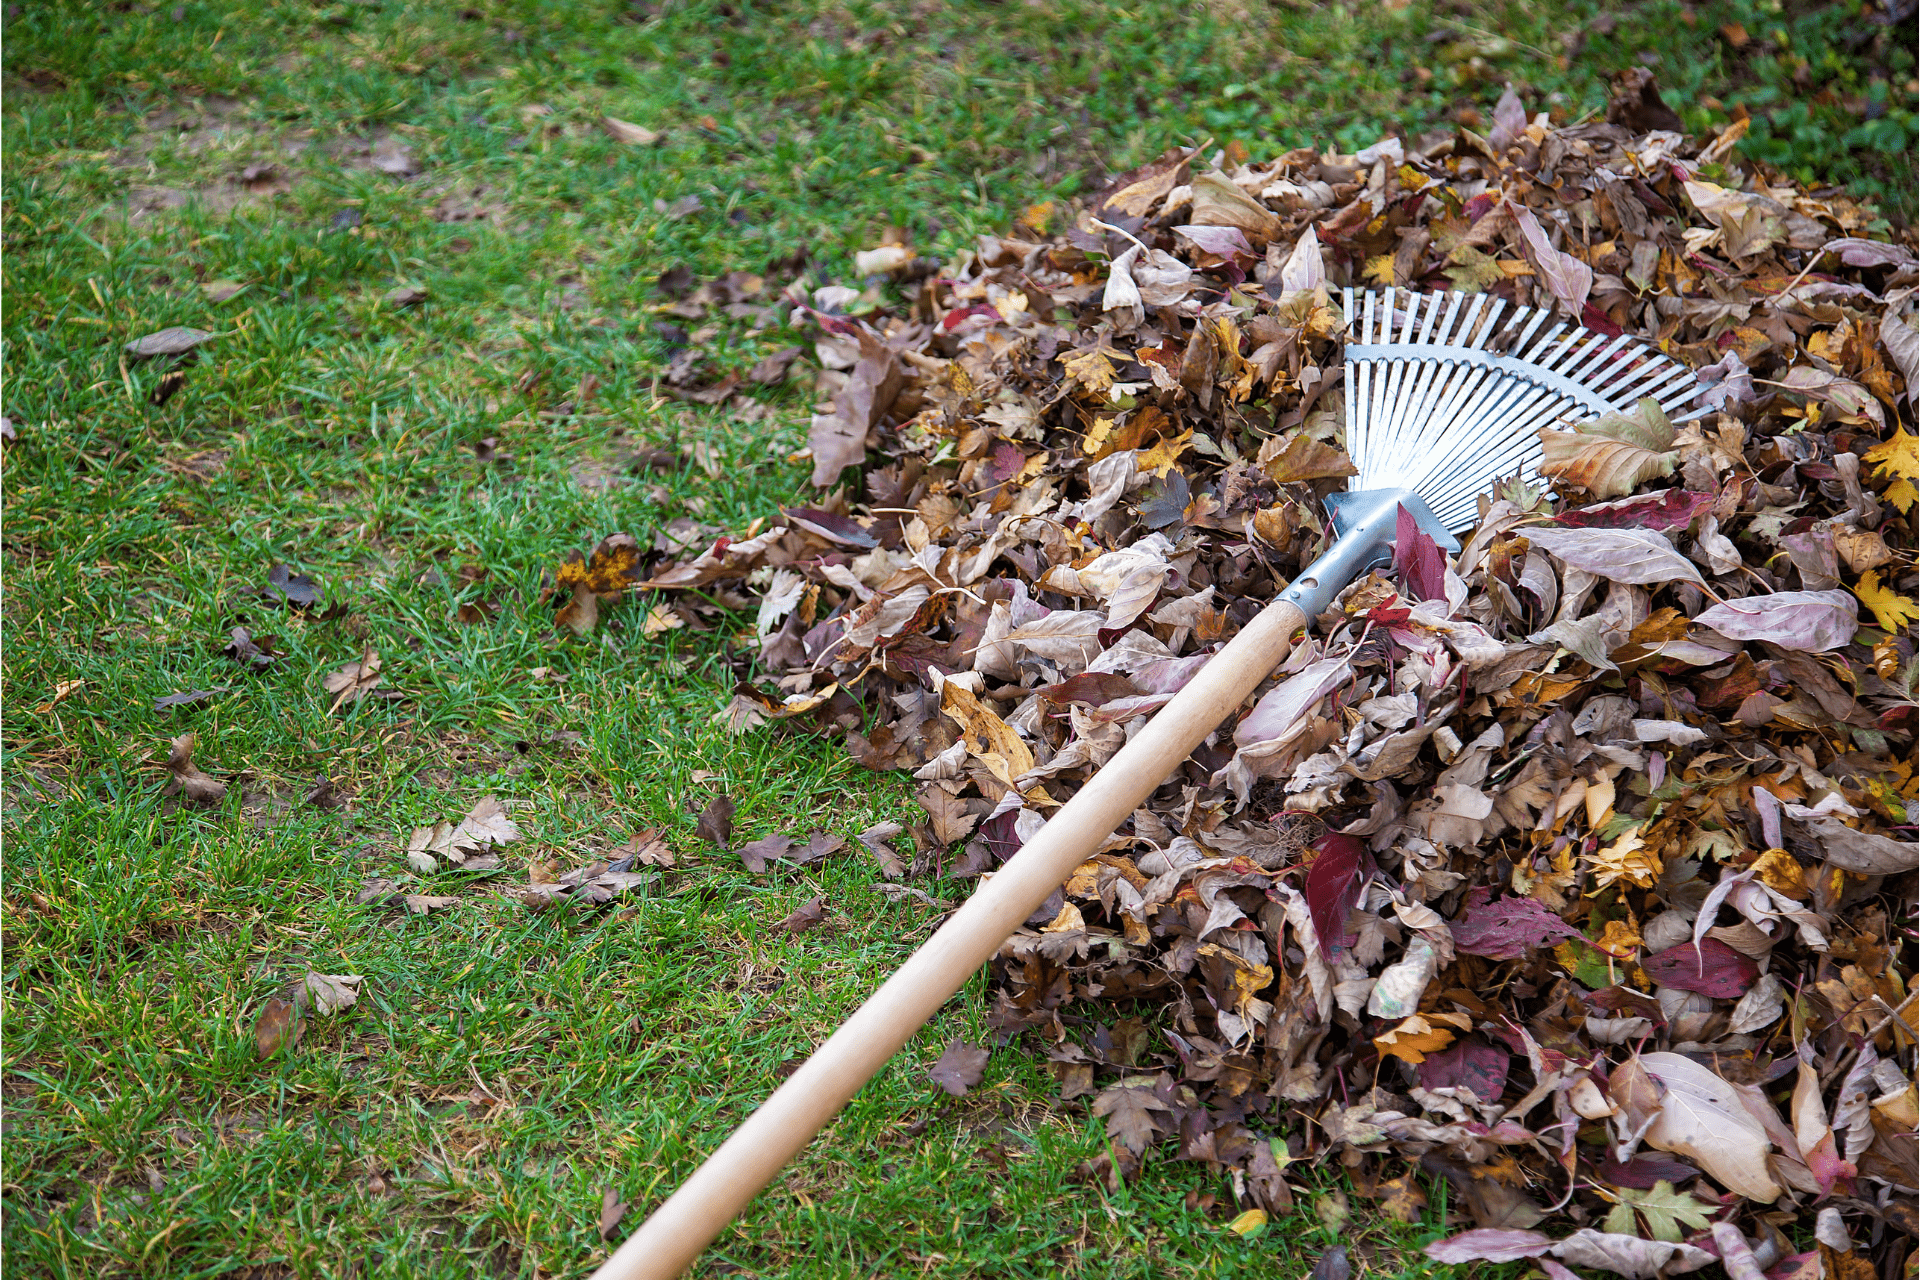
{"left": 594, "top": 288, "right": 1711, "bottom": 1280}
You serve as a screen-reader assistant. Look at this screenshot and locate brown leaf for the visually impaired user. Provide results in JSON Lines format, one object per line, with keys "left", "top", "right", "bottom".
{"left": 125, "top": 326, "right": 217, "bottom": 360}
{"left": 598, "top": 1187, "right": 629, "bottom": 1241}
{"left": 694, "top": 794, "right": 736, "bottom": 848}
{"left": 780, "top": 896, "right": 827, "bottom": 933}
{"left": 254, "top": 995, "right": 295, "bottom": 1058}
{"left": 603, "top": 116, "right": 662, "bottom": 146}
{"left": 1259, "top": 434, "right": 1358, "bottom": 484}
{"left": 790, "top": 830, "right": 845, "bottom": 865}
{"left": 927, "top": 1040, "right": 990, "bottom": 1096}
{"left": 321, "top": 648, "right": 384, "bottom": 712}
{"left": 735, "top": 833, "right": 791, "bottom": 874}
{"left": 164, "top": 733, "right": 227, "bottom": 806}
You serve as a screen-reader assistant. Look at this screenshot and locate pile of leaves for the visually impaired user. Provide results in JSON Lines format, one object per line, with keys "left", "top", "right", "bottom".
{"left": 593, "top": 89, "right": 1918, "bottom": 1277}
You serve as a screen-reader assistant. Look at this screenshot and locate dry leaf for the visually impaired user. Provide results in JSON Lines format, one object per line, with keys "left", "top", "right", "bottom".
{"left": 322, "top": 648, "right": 384, "bottom": 712}
{"left": 163, "top": 733, "right": 227, "bottom": 806}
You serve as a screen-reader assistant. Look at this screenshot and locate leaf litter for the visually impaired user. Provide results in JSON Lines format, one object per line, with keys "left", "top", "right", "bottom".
{"left": 583, "top": 83, "right": 1914, "bottom": 1272}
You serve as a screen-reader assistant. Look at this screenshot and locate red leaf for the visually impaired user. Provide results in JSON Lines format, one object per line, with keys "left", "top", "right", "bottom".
{"left": 1304, "top": 832, "right": 1373, "bottom": 961}
{"left": 1391, "top": 504, "right": 1448, "bottom": 602}
{"left": 1450, "top": 889, "right": 1583, "bottom": 960}
{"left": 1594, "top": 1152, "right": 1700, "bottom": 1189}
{"left": 1638, "top": 938, "right": 1759, "bottom": 998}
{"left": 1547, "top": 488, "right": 1712, "bottom": 532}
{"left": 1416, "top": 1036, "right": 1511, "bottom": 1103}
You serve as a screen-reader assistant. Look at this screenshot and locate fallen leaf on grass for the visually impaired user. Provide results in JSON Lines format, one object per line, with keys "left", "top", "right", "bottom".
{"left": 609, "top": 830, "right": 675, "bottom": 870}
{"left": 125, "top": 326, "right": 217, "bottom": 359}
{"left": 781, "top": 896, "right": 827, "bottom": 933}
{"left": 322, "top": 648, "right": 383, "bottom": 712}
{"left": 1307, "top": 1244, "right": 1349, "bottom": 1280}
{"left": 254, "top": 995, "right": 295, "bottom": 1058}
{"left": 265, "top": 563, "right": 321, "bottom": 609}
{"left": 296, "top": 972, "right": 363, "bottom": 1016}
{"left": 694, "top": 794, "right": 735, "bottom": 848}
{"left": 928, "top": 1040, "right": 989, "bottom": 1095}
{"left": 223, "top": 626, "right": 278, "bottom": 668}
{"left": 603, "top": 115, "right": 662, "bottom": 146}
{"left": 370, "top": 135, "right": 416, "bottom": 176}
{"left": 735, "top": 833, "right": 791, "bottom": 873}
{"left": 153, "top": 687, "right": 225, "bottom": 710}
{"left": 408, "top": 795, "right": 522, "bottom": 870}
{"left": 31, "top": 678, "right": 84, "bottom": 713}
{"left": 599, "top": 1188, "right": 629, "bottom": 1241}
{"left": 384, "top": 285, "right": 428, "bottom": 308}
{"left": 164, "top": 733, "right": 227, "bottom": 805}
{"left": 1228, "top": 1207, "right": 1269, "bottom": 1238}
{"left": 790, "top": 830, "right": 845, "bottom": 865}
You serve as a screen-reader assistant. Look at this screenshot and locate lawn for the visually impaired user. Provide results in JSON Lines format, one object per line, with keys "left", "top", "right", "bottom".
{"left": 2, "top": 1, "right": 1913, "bottom": 1276}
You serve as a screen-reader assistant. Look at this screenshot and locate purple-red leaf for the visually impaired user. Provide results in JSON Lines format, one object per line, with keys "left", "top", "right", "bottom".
{"left": 1424, "top": 1229, "right": 1554, "bottom": 1264}
{"left": 1638, "top": 938, "right": 1759, "bottom": 998}
{"left": 1694, "top": 590, "right": 1858, "bottom": 653}
{"left": 1304, "top": 832, "right": 1373, "bottom": 961}
{"left": 1392, "top": 504, "right": 1449, "bottom": 602}
{"left": 1416, "top": 1036, "right": 1511, "bottom": 1103}
{"left": 1594, "top": 1152, "right": 1700, "bottom": 1189}
{"left": 1548, "top": 489, "right": 1713, "bottom": 532}
{"left": 1450, "top": 890, "right": 1583, "bottom": 961}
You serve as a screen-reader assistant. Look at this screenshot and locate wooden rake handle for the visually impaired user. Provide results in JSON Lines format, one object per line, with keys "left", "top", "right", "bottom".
{"left": 594, "top": 596, "right": 1311, "bottom": 1280}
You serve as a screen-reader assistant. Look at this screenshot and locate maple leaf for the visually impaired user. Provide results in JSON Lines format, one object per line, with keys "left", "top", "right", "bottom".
{"left": 1854, "top": 570, "right": 1917, "bottom": 632}
{"left": 322, "top": 647, "right": 384, "bottom": 713}
{"left": 1061, "top": 347, "right": 1119, "bottom": 394}
{"left": 1444, "top": 245, "right": 1503, "bottom": 293}
{"left": 1864, "top": 428, "right": 1917, "bottom": 513}
{"left": 1604, "top": 1181, "right": 1715, "bottom": 1243}
{"left": 1584, "top": 826, "right": 1662, "bottom": 892}
{"left": 927, "top": 1040, "right": 989, "bottom": 1096}
{"left": 1091, "top": 1080, "right": 1170, "bottom": 1155}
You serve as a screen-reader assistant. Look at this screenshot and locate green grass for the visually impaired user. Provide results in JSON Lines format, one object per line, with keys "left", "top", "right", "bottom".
{"left": 2, "top": 0, "right": 1910, "bottom": 1275}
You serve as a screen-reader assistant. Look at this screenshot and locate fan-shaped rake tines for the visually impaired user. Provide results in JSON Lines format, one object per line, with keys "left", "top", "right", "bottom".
{"left": 1341, "top": 286, "right": 1711, "bottom": 531}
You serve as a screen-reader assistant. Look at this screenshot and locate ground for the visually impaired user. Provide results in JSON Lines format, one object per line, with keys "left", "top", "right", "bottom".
{"left": 2, "top": 1, "right": 1912, "bottom": 1276}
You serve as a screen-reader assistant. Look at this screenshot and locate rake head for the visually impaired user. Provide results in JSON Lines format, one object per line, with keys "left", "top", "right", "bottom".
{"left": 1339, "top": 286, "right": 1711, "bottom": 531}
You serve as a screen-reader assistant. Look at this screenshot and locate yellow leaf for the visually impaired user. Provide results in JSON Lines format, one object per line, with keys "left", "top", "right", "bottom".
{"left": 1136, "top": 428, "right": 1193, "bottom": 478}
{"left": 1227, "top": 1208, "right": 1268, "bottom": 1237}
{"left": 1374, "top": 1014, "right": 1457, "bottom": 1064}
{"left": 1750, "top": 848, "right": 1808, "bottom": 899}
{"left": 1082, "top": 415, "right": 1116, "bottom": 456}
{"left": 940, "top": 680, "right": 1035, "bottom": 789}
{"left": 1885, "top": 477, "right": 1917, "bottom": 515}
{"left": 1854, "top": 570, "right": 1917, "bottom": 632}
{"left": 1041, "top": 901, "right": 1086, "bottom": 933}
{"left": 1585, "top": 826, "right": 1663, "bottom": 892}
{"left": 1363, "top": 254, "right": 1396, "bottom": 286}
{"left": 1061, "top": 347, "right": 1118, "bottom": 394}
{"left": 1864, "top": 428, "right": 1918, "bottom": 482}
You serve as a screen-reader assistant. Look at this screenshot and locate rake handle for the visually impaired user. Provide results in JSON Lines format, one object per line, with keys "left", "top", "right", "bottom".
{"left": 594, "top": 596, "right": 1310, "bottom": 1280}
